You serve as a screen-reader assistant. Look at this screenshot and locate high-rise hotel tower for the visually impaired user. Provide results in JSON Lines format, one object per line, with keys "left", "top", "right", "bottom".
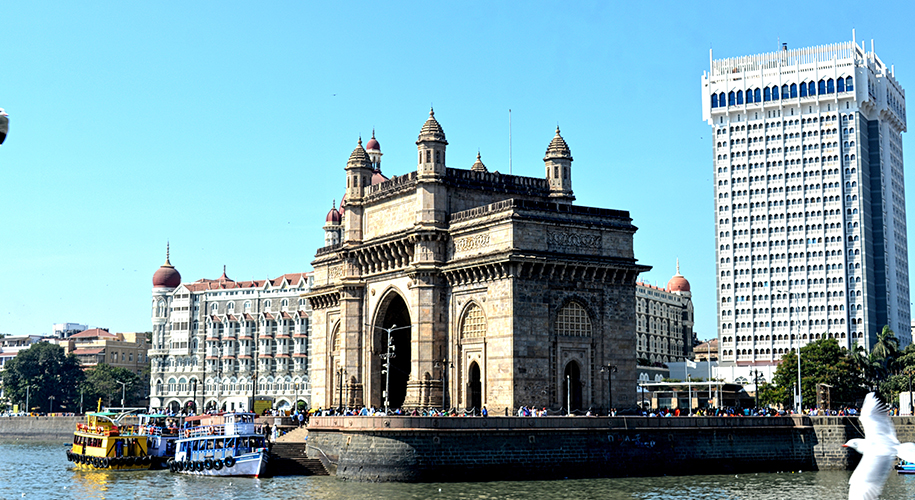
{"left": 702, "top": 37, "right": 909, "bottom": 372}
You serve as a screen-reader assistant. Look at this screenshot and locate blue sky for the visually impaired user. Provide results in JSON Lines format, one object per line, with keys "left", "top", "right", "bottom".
{"left": 2, "top": 1, "right": 914, "bottom": 341}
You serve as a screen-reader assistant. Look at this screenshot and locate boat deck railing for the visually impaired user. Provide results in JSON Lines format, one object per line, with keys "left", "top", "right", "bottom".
{"left": 181, "top": 424, "right": 265, "bottom": 439}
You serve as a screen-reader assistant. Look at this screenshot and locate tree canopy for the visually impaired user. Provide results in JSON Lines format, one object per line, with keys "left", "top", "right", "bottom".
{"left": 81, "top": 363, "right": 144, "bottom": 409}
{"left": 769, "top": 338, "right": 868, "bottom": 409}
{"left": 1, "top": 342, "right": 84, "bottom": 413}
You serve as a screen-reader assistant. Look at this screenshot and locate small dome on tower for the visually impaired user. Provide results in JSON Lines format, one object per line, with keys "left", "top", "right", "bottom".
{"left": 471, "top": 152, "right": 487, "bottom": 172}
{"left": 153, "top": 244, "right": 181, "bottom": 288}
{"left": 544, "top": 126, "right": 572, "bottom": 161}
{"left": 347, "top": 137, "right": 372, "bottom": 168}
{"left": 416, "top": 108, "right": 447, "bottom": 144}
{"left": 326, "top": 200, "right": 341, "bottom": 223}
{"left": 365, "top": 130, "right": 380, "bottom": 152}
{"left": 667, "top": 260, "right": 690, "bottom": 293}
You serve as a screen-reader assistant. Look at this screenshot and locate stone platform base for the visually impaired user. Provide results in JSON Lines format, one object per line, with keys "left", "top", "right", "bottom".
{"left": 304, "top": 415, "right": 909, "bottom": 482}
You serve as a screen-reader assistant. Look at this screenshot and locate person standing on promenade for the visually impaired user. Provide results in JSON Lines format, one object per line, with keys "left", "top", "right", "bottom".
{"left": 482, "top": 406, "right": 488, "bottom": 418}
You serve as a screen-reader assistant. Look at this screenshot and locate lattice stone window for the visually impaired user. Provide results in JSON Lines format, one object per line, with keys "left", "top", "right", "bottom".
{"left": 556, "top": 301, "right": 592, "bottom": 336}
{"left": 461, "top": 303, "right": 486, "bottom": 339}
{"left": 331, "top": 324, "right": 341, "bottom": 353}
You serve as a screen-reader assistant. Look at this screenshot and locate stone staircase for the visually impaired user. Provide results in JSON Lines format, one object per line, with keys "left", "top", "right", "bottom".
{"left": 267, "top": 440, "right": 329, "bottom": 477}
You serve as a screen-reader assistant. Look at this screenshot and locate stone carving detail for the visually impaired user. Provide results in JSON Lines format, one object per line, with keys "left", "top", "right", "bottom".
{"left": 548, "top": 231, "right": 601, "bottom": 248}
{"left": 328, "top": 265, "right": 343, "bottom": 280}
{"left": 454, "top": 234, "right": 490, "bottom": 252}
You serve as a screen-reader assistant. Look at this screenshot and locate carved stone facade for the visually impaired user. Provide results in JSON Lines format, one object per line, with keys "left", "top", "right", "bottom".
{"left": 307, "top": 110, "right": 650, "bottom": 414}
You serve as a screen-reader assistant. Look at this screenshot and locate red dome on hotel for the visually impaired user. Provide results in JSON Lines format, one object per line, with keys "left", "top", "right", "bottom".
{"left": 153, "top": 244, "right": 182, "bottom": 288}
{"left": 667, "top": 260, "right": 690, "bottom": 292}
{"left": 326, "top": 201, "right": 341, "bottom": 223}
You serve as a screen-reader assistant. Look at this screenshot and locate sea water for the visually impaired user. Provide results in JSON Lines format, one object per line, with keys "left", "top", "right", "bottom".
{"left": 4, "top": 440, "right": 915, "bottom": 499}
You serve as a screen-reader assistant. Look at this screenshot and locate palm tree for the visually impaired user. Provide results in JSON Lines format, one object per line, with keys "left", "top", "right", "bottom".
{"left": 851, "top": 341, "right": 878, "bottom": 389}
{"left": 872, "top": 326, "right": 900, "bottom": 376}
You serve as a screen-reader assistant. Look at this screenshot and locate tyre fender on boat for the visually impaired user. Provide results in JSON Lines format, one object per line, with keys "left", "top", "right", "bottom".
{"left": 213, "top": 459, "right": 223, "bottom": 470}
{"left": 204, "top": 459, "right": 214, "bottom": 470}
{"left": 101, "top": 458, "right": 110, "bottom": 468}
{"left": 224, "top": 456, "right": 236, "bottom": 468}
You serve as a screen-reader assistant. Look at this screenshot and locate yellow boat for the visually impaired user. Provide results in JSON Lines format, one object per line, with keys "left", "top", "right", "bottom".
{"left": 66, "top": 411, "right": 152, "bottom": 470}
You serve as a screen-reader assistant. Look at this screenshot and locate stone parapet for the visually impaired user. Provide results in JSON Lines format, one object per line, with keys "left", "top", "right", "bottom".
{"left": 304, "top": 415, "right": 913, "bottom": 482}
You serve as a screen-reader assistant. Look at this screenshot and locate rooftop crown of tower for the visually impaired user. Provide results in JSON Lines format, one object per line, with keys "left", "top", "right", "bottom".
{"left": 417, "top": 108, "right": 447, "bottom": 177}
{"left": 544, "top": 126, "right": 574, "bottom": 203}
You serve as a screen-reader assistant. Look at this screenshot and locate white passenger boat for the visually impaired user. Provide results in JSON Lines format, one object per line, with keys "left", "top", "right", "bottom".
{"left": 168, "top": 412, "right": 268, "bottom": 477}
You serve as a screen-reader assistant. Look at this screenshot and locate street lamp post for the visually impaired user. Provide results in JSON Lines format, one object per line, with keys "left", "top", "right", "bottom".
{"left": 753, "top": 370, "right": 760, "bottom": 412}
{"left": 25, "top": 384, "right": 33, "bottom": 414}
{"left": 336, "top": 366, "right": 347, "bottom": 413}
{"left": 433, "top": 359, "right": 452, "bottom": 410}
{"left": 191, "top": 380, "right": 197, "bottom": 414}
{"left": 600, "top": 365, "right": 618, "bottom": 415}
{"left": 49, "top": 396, "right": 56, "bottom": 415}
{"left": 116, "top": 380, "right": 127, "bottom": 409}
{"left": 908, "top": 371, "right": 913, "bottom": 416}
{"left": 369, "top": 324, "right": 411, "bottom": 415}
{"left": 566, "top": 375, "right": 571, "bottom": 415}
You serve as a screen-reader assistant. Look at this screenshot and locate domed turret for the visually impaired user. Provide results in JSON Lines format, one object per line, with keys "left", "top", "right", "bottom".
{"left": 417, "top": 108, "right": 447, "bottom": 144}
{"left": 544, "top": 126, "right": 574, "bottom": 203}
{"left": 366, "top": 129, "right": 383, "bottom": 173}
{"left": 471, "top": 151, "right": 488, "bottom": 173}
{"left": 416, "top": 108, "right": 448, "bottom": 177}
{"left": 152, "top": 243, "right": 181, "bottom": 288}
{"left": 667, "top": 259, "right": 690, "bottom": 293}
{"left": 326, "top": 200, "right": 341, "bottom": 224}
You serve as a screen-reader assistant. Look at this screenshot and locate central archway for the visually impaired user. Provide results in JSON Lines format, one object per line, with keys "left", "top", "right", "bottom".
{"left": 373, "top": 291, "right": 411, "bottom": 410}
{"left": 563, "top": 361, "right": 583, "bottom": 413}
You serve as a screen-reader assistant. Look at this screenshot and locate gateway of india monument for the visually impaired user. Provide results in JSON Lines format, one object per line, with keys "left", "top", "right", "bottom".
{"left": 306, "top": 110, "right": 651, "bottom": 414}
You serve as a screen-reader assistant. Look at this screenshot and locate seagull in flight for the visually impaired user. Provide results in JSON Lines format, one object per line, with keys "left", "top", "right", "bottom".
{"left": 844, "top": 392, "right": 915, "bottom": 499}
{"left": 0, "top": 108, "right": 8, "bottom": 145}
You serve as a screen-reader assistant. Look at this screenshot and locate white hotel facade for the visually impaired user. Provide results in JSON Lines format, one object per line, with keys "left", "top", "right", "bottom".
{"left": 702, "top": 37, "right": 910, "bottom": 377}
{"left": 149, "top": 249, "right": 314, "bottom": 413}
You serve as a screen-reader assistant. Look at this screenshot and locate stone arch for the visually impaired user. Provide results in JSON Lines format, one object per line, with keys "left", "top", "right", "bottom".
{"left": 166, "top": 399, "right": 181, "bottom": 413}
{"left": 369, "top": 287, "right": 412, "bottom": 410}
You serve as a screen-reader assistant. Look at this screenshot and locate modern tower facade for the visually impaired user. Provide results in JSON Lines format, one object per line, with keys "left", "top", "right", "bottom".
{"left": 702, "top": 37, "right": 909, "bottom": 373}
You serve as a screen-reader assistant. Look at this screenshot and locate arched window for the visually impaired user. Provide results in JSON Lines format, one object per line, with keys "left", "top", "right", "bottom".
{"left": 331, "top": 324, "right": 341, "bottom": 354}
{"left": 808, "top": 82, "right": 816, "bottom": 96}
{"left": 837, "top": 78, "right": 845, "bottom": 92}
{"left": 790, "top": 83, "right": 797, "bottom": 98}
{"left": 745, "top": 89, "right": 754, "bottom": 103}
{"left": 754, "top": 88, "right": 761, "bottom": 102}
{"left": 460, "top": 303, "right": 487, "bottom": 339}
{"left": 772, "top": 86, "right": 779, "bottom": 99}
{"left": 227, "top": 301, "right": 235, "bottom": 312}
{"left": 728, "top": 91, "right": 735, "bottom": 106}
{"left": 711, "top": 94, "right": 718, "bottom": 108}
{"left": 800, "top": 82, "right": 807, "bottom": 97}
{"left": 764, "top": 87, "right": 771, "bottom": 101}
{"left": 556, "top": 301, "right": 592, "bottom": 337}
{"left": 736, "top": 90, "right": 743, "bottom": 105}
{"left": 846, "top": 76, "right": 853, "bottom": 91}
{"left": 827, "top": 79, "right": 835, "bottom": 93}
{"left": 244, "top": 301, "right": 252, "bottom": 312}
{"left": 818, "top": 80, "right": 826, "bottom": 94}
{"left": 782, "top": 84, "right": 789, "bottom": 99}
{"left": 718, "top": 93, "right": 726, "bottom": 107}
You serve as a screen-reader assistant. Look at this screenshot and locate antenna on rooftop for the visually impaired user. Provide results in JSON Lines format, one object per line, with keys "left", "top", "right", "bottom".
{"left": 509, "top": 108, "right": 512, "bottom": 175}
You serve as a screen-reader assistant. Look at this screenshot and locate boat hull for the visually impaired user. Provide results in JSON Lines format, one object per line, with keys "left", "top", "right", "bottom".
{"left": 168, "top": 452, "right": 267, "bottom": 477}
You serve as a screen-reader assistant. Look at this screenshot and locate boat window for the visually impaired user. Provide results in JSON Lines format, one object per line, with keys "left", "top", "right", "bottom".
{"left": 215, "top": 439, "right": 224, "bottom": 449}
{"left": 206, "top": 439, "right": 215, "bottom": 450}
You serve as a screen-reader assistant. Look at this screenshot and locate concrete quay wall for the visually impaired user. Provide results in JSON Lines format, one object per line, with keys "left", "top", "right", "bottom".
{"left": 305, "top": 415, "right": 914, "bottom": 482}
{"left": 0, "top": 416, "right": 81, "bottom": 441}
